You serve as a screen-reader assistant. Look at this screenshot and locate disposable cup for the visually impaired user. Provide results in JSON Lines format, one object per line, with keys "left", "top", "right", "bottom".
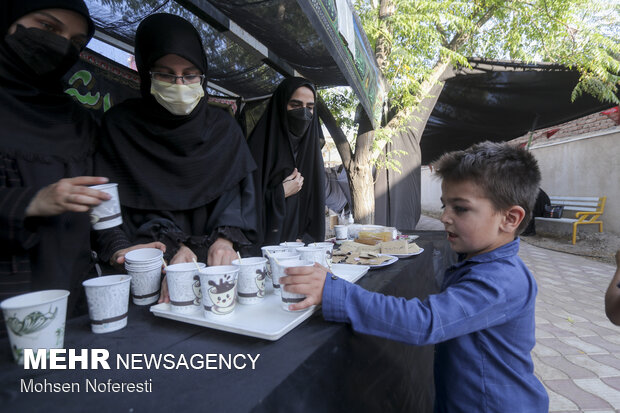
{"left": 124, "top": 248, "right": 163, "bottom": 265}
{"left": 296, "top": 246, "right": 328, "bottom": 267}
{"left": 90, "top": 183, "right": 122, "bottom": 230}
{"left": 165, "top": 262, "right": 205, "bottom": 314}
{"left": 261, "top": 245, "right": 288, "bottom": 279}
{"left": 125, "top": 264, "right": 162, "bottom": 305}
{"left": 82, "top": 275, "right": 131, "bottom": 334}
{"left": 279, "top": 241, "right": 304, "bottom": 254}
{"left": 334, "top": 225, "right": 348, "bottom": 240}
{"left": 198, "top": 266, "right": 238, "bottom": 317}
{"left": 1, "top": 290, "right": 70, "bottom": 364}
{"left": 268, "top": 252, "right": 300, "bottom": 294}
{"left": 278, "top": 259, "right": 314, "bottom": 312}
{"left": 312, "top": 242, "right": 334, "bottom": 266}
{"left": 232, "top": 257, "right": 268, "bottom": 304}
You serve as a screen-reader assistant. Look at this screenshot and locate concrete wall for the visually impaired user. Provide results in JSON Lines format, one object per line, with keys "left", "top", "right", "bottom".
{"left": 420, "top": 127, "right": 620, "bottom": 235}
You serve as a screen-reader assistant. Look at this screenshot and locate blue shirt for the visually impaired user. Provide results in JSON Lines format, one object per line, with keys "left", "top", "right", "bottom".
{"left": 322, "top": 238, "right": 549, "bottom": 412}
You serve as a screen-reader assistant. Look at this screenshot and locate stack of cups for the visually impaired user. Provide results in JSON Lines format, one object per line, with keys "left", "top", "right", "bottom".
{"left": 268, "top": 252, "right": 300, "bottom": 294}
{"left": 124, "top": 248, "right": 164, "bottom": 305}
{"left": 278, "top": 259, "right": 314, "bottom": 311}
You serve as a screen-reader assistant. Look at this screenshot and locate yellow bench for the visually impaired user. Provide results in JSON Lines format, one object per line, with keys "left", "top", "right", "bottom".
{"left": 535, "top": 196, "right": 607, "bottom": 244}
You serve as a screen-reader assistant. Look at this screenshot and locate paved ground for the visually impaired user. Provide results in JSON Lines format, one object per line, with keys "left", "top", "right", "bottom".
{"left": 417, "top": 215, "right": 620, "bottom": 412}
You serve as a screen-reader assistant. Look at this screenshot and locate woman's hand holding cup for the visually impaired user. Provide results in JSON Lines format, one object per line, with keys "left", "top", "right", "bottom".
{"left": 25, "top": 176, "right": 111, "bottom": 217}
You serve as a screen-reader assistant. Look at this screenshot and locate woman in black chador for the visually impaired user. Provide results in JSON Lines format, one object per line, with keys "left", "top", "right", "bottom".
{"left": 247, "top": 77, "right": 326, "bottom": 248}
{"left": 0, "top": 0, "right": 110, "bottom": 322}
{"left": 94, "top": 14, "right": 257, "bottom": 296}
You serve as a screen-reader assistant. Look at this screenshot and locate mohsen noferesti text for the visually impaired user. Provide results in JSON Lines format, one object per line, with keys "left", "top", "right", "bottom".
{"left": 21, "top": 378, "right": 153, "bottom": 393}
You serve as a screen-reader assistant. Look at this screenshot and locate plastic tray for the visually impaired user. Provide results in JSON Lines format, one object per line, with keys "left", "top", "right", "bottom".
{"left": 150, "top": 263, "right": 370, "bottom": 340}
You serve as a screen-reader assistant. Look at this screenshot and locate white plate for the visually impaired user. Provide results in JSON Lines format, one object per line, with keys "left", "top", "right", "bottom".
{"left": 150, "top": 263, "right": 369, "bottom": 341}
{"left": 391, "top": 248, "right": 424, "bottom": 258}
{"left": 367, "top": 254, "right": 398, "bottom": 269}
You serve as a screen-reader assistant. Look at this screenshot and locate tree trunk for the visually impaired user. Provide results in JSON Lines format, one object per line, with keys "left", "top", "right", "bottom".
{"left": 349, "top": 132, "right": 375, "bottom": 224}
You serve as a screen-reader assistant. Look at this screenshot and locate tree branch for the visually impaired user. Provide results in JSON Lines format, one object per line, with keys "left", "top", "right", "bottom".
{"left": 316, "top": 96, "right": 353, "bottom": 167}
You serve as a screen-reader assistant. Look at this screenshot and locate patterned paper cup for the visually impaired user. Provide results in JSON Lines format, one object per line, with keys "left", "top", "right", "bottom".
{"left": 83, "top": 275, "right": 131, "bottom": 334}
{"left": 278, "top": 259, "right": 314, "bottom": 312}
{"left": 232, "top": 257, "right": 268, "bottom": 304}
{"left": 296, "top": 246, "right": 328, "bottom": 267}
{"left": 279, "top": 241, "right": 305, "bottom": 254}
{"left": 261, "top": 245, "right": 288, "bottom": 279}
{"left": 268, "top": 252, "right": 300, "bottom": 294}
{"left": 89, "top": 183, "right": 122, "bottom": 230}
{"left": 165, "top": 262, "right": 205, "bottom": 314}
{"left": 199, "top": 266, "right": 238, "bottom": 317}
{"left": 126, "top": 266, "right": 162, "bottom": 306}
{"left": 1, "top": 290, "right": 70, "bottom": 364}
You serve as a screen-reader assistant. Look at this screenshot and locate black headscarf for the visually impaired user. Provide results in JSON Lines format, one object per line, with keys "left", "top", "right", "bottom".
{"left": 0, "top": 0, "right": 95, "bottom": 162}
{"left": 95, "top": 13, "right": 256, "bottom": 211}
{"left": 247, "top": 77, "right": 326, "bottom": 245}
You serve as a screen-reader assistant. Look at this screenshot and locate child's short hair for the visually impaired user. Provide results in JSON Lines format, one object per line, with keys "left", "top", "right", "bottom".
{"left": 434, "top": 141, "right": 541, "bottom": 234}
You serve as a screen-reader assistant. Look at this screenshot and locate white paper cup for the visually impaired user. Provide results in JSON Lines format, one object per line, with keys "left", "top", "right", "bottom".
{"left": 268, "top": 252, "right": 300, "bottom": 294}
{"left": 165, "top": 262, "right": 205, "bottom": 314}
{"left": 261, "top": 245, "right": 289, "bottom": 279}
{"left": 82, "top": 275, "right": 131, "bottom": 334}
{"left": 198, "top": 266, "right": 238, "bottom": 317}
{"left": 296, "top": 246, "right": 328, "bottom": 267}
{"left": 279, "top": 241, "right": 305, "bottom": 254}
{"left": 126, "top": 265, "right": 161, "bottom": 306}
{"left": 279, "top": 259, "right": 314, "bottom": 312}
{"left": 312, "top": 242, "right": 334, "bottom": 266}
{"left": 232, "top": 257, "right": 268, "bottom": 304}
{"left": 1, "top": 290, "right": 70, "bottom": 364}
{"left": 124, "top": 248, "right": 163, "bottom": 265}
{"left": 334, "top": 225, "right": 348, "bottom": 240}
{"left": 90, "top": 183, "right": 122, "bottom": 230}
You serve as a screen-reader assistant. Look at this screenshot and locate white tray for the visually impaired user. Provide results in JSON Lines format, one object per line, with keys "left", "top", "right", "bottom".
{"left": 150, "top": 263, "right": 370, "bottom": 341}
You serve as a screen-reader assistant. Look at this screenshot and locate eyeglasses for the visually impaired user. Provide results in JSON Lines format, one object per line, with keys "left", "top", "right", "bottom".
{"left": 149, "top": 72, "right": 205, "bottom": 85}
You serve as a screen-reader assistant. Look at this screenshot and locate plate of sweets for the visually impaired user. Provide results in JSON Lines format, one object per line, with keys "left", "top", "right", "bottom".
{"left": 332, "top": 250, "right": 398, "bottom": 269}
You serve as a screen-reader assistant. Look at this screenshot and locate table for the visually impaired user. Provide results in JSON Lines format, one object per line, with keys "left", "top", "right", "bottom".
{"left": 0, "top": 231, "right": 455, "bottom": 413}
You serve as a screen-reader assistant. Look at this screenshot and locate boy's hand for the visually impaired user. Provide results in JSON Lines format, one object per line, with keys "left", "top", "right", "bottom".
{"left": 280, "top": 263, "right": 328, "bottom": 311}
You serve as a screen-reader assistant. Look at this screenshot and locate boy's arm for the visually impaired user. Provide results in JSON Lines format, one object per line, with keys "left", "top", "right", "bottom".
{"left": 605, "top": 250, "right": 620, "bottom": 325}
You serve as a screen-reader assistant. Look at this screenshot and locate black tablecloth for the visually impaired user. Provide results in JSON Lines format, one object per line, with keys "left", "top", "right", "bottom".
{"left": 0, "top": 231, "right": 455, "bottom": 413}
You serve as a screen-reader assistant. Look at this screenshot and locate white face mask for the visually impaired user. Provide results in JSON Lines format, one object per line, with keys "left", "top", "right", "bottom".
{"left": 150, "top": 79, "right": 205, "bottom": 116}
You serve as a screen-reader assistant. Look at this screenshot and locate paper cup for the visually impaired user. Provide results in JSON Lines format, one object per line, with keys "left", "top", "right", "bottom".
{"left": 1, "top": 290, "right": 70, "bottom": 364}
{"left": 313, "top": 242, "right": 334, "bottom": 266}
{"left": 268, "top": 252, "right": 300, "bottom": 294}
{"left": 126, "top": 266, "right": 161, "bottom": 305}
{"left": 278, "top": 259, "right": 314, "bottom": 312}
{"left": 82, "top": 275, "right": 131, "bottom": 334}
{"left": 165, "top": 262, "right": 205, "bottom": 314}
{"left": 124, "top": 248, "right": 163, "bottom": 265}
{"left": 296, "top": 246, "right": 328, "bottom": 267}
{"left": 261, "top": 245, "right": 288, "bottom": 279}
{"left": 89, "top": 183, "right": 122, "bottom": 230}
{"left": 199, "top": 266, "right": 238, "bottom": 317}
{"left": 232, "top": 257, "right": 268, "bottom": 304}
{"left": 279, "top": 241, "right": 305, "bottom": 254}
{"left": 334, "top": 225, "right": 348, "bottom": 240}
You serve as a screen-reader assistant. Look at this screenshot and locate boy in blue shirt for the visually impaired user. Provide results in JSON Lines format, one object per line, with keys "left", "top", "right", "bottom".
{"left": 280, "top": 141, "right": 549, "bottom": 412}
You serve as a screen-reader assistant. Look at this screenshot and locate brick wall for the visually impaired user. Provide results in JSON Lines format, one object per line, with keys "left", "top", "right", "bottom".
{"left": 512, "top": 107, "right": 619, "bottom": 147}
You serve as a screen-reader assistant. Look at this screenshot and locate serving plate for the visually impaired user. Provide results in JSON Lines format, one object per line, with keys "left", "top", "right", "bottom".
{"left": 391, "top": 248, "right": 424, "bottom": 259}
{"left": 150, "top": 263, "right": 370, "bottom": 341}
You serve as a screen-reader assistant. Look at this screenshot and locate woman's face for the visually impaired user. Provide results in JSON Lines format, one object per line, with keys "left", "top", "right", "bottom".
{"left": 8, "top": 8, "right": 89, "bottom": 49}
{"left": 151, "top": 54, "right": 202, "bottom": 84}
{"left": 287, "top": 86, "right": 315, "bottom": 114}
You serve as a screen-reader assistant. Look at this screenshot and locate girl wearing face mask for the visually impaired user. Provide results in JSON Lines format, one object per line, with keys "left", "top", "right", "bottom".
{"left": 94, "top": 14, "right": 258, "bottom": 302}
{"left": 247, "top": 78, "right": 326, "bottom": 248}
{"left": 0, "top": 0, "right": 114, "bottom": 326}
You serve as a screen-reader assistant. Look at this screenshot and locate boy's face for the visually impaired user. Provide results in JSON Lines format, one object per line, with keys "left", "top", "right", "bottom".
{"left": 440, "top": 179, "right": 513, "bottom": 260}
